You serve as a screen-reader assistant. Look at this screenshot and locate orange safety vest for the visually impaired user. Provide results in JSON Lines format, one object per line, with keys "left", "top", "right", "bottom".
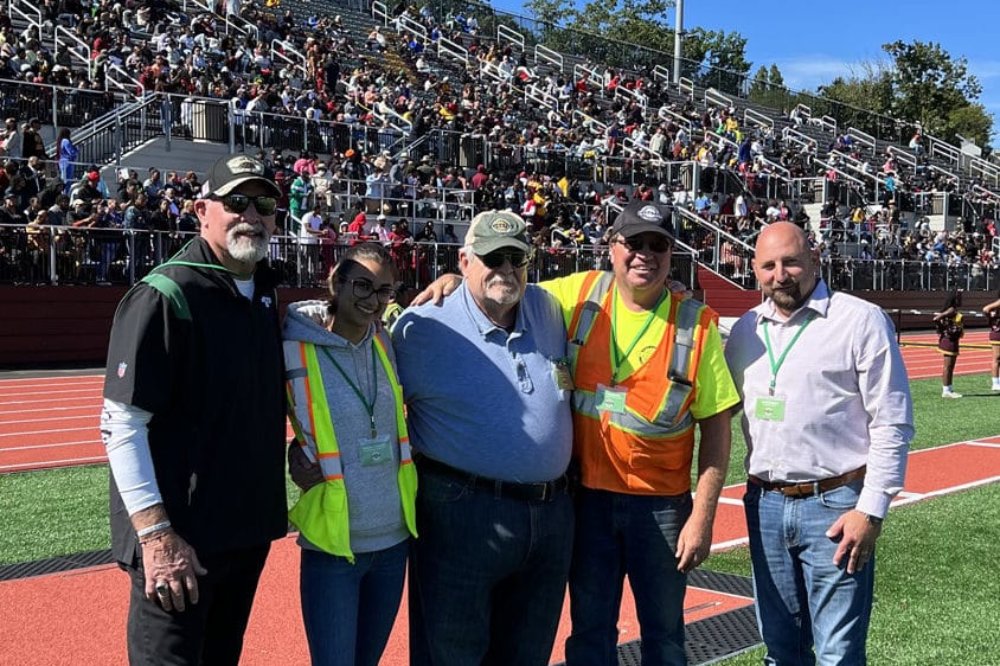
{"left": 567, "top": 271, "right": 717, "bottom": 495}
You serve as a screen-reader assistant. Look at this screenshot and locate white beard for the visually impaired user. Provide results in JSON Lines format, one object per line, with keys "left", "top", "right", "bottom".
{"left": 226, "top": 223, "right": 270, "bottom": 264}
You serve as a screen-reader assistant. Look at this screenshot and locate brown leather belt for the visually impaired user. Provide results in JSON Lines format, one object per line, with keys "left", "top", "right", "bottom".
{"left": 749, "top": 466, "right": 866, "bottom": 498}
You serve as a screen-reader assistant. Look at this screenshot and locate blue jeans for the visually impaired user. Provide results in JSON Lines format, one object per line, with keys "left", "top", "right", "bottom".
{"left": 299, "top": 540, "right": 408, "bottom": 666}
{"left": 408, "top": 466, "right": 574, "bottom": 665}
{"left": 744, "top": 480, "right": 875, "bottom": 666}
{"left": 566, "top": 488, "right": 692, "bottom": 666}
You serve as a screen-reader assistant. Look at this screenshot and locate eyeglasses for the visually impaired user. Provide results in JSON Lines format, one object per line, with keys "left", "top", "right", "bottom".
{"left": 339, "top": 277, "right": 396, "bottom": 304}
{"left": 212, "top": 193, "right": 278, "bottom": 216}
{"left": 477, "top": 250, "right": 531, "bottom": 269}
{"left": 613, "top": 236, "right": 673, "bottom": 253}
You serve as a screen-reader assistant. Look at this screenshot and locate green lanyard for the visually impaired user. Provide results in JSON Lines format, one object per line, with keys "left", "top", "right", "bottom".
{"left": 609, "top": 288, "right": 667, "bottom": 385}
{"left": 320, "top": 343, "right": 379, "bottom": 437}
{"left": 762, "top": 315, "right": 813, "bottom": 395}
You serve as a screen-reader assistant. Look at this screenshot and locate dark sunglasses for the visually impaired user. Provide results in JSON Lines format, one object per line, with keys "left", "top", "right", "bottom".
{"left": 339, "top": 277, "right": 396, "bottom": 304}
{"left": 477, "top": 250, "right": 531, "bottom": 269}
{"left": 213, "top": 193, "right": 278, "bottom": 216}
{"left": 614, "top": 235, "right": 673, "bottom": 253}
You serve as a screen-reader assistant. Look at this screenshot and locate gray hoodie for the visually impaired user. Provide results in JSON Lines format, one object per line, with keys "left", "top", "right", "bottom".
{"left": 284, "top": 300, "right": 409, "bottom": 555}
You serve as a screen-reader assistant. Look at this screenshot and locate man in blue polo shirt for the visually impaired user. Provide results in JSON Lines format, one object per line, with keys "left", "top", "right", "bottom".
{"left": 392, "top": 210, "right": 573, "bottom": 665}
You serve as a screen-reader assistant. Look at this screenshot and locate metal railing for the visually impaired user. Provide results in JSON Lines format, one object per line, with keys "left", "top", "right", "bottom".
{"left": 497, "top": 23, "right": 525, "bottom": 51}
{"left": 9, "top": 0, "right": 43, "bottom": 41}
{"left": 534, "top": 43, "right": 563, "bottom": 71}
{"left": 270, "top": 39, "right": 308, "bottom": 79}
{"left": 437, "top": 35, "right": 469, "bottom": 65}
{"left": 53, "top": 25, "right": 94, "bottom": 80}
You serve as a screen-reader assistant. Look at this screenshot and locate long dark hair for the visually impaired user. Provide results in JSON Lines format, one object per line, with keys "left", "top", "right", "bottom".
{"left": 942, "top": 289, "right": 962, "bottom": 310}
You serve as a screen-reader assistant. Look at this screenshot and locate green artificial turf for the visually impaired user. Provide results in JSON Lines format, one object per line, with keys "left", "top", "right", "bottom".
{"left": 1, "top": 375, "right": 997, "bottom": 664}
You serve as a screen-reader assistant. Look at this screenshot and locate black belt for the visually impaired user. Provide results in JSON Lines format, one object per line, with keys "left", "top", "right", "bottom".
{"left": 749, "top": 466, "right": 866, "bottom": 498}
{"left": 416, "top": 455, "right": 570, "bottom": 502}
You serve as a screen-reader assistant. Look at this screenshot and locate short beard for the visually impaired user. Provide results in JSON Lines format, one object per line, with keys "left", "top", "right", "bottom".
{"left": 226, "top": 223, "right": 270, "bottom": 265}
{"left": 484, "top": 275, "right": 522, "bottom": 306}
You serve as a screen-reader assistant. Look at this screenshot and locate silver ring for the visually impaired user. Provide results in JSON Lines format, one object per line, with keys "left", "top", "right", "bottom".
{"left": 155, "top": 583, "right": 169, "bottom": 596}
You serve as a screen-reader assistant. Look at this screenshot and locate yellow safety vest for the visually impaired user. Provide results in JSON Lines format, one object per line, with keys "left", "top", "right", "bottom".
{"left": 284, "top": 331, "right": 418, "bottom": 561}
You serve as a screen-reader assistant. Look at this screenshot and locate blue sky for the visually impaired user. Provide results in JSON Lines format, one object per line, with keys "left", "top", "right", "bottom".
{"left": 489, "top": 0, "right": 999, "bottom": 145}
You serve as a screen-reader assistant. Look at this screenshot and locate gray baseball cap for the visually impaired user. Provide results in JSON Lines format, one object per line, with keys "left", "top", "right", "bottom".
{"left": 464, "top": 210, "right": 531, "bottom": 255}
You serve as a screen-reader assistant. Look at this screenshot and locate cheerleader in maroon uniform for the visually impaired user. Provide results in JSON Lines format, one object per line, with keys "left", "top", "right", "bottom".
{"left": 933, "top": 289, "right": 964, "bottom": 398}
{"left": 984, "top": 290, "right": 1000, "bottom": 392}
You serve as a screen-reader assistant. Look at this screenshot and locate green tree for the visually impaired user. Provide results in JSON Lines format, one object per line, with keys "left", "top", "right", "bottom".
{"left": 881, "top": 40, "right": 990, "bottom": 146}
{"left": 748, "top": 65, "right": 770, "bottom": 97}
{"left": 521, "top": 0, "right": 750, "bottom": 86}
{"left": 768, "top": 64, "right": 784, "bottom": 88}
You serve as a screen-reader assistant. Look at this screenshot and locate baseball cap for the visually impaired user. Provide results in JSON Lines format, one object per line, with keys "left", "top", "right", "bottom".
{"left": 464, "top": 210, "right": 530, "bottom": 255}
{"left": 200, "top": 155, "right": 281, "bottom": 198}
{"left": 611, "top": 201, "right": 674, "bottom": 239}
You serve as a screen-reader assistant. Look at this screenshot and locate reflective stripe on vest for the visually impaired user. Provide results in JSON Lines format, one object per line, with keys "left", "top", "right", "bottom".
{"left": 566, "top": 272, "right": 709, "bottom": 430}
{"left": 283, "top": 331, "right": 417, "bottom": 561}
{"left": 566, "top": 272, "right": 718, "bottom": 494}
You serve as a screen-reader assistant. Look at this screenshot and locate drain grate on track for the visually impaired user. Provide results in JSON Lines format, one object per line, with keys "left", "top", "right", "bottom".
{"left": 0, "top": 549, "right": 114, "bottom": 581}
{"left": 689, "top": 569, "right": 754, "bottom": 598}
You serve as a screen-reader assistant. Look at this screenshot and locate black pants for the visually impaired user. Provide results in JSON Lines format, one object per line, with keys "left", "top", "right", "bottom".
{"left": 125, "top": 543, "right": 271, "bottom": 666}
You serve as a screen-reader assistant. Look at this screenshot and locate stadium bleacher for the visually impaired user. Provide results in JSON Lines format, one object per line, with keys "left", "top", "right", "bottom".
{"left": 0, "top": 0, "right": 997, "bottom": 294}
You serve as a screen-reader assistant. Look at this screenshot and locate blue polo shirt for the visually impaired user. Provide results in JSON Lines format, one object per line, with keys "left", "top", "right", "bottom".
{"left": 392, "top": 282, "right": 572, "bottom": 483}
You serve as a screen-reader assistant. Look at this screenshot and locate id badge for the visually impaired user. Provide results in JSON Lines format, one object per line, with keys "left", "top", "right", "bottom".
{"left": 552, "top": 358, "right": 575, "bottom": 391}
{"left": 359, "top": 435, "right": 392, "bottom": 467}
{"left": 595, "top": 384, "right": 627, "bottom": 414}
{"left": 755, "top": 396, "right": 786, "bottom": 422}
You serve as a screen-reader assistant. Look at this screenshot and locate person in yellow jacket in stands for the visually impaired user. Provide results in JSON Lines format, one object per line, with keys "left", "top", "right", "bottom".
{"left": 283, "top": 242, "right": 417, "bottom": 666}
{"left": 417, "top": 200, "right": 739, "bottom": 664}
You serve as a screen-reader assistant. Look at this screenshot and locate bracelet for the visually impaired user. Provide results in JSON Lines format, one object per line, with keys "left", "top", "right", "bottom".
{"left": 136, "top": 521, "right": 172, "bottom": 538}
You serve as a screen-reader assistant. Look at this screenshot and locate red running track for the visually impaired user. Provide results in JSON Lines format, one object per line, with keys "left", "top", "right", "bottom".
{"left": 0, "top": 332, "right": 995, "bottom": 474}
{"left": 2, "top": 439, "right": 998, "bottom": 666}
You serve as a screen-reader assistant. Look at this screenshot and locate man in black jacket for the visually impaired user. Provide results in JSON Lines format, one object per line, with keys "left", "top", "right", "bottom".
{"left": 101, "top": 155, "right": 287, "bottom": 665}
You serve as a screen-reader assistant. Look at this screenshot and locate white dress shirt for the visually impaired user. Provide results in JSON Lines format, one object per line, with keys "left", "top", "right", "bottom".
{"left": 725, "top": 280, "right": 914, "bottom": 518}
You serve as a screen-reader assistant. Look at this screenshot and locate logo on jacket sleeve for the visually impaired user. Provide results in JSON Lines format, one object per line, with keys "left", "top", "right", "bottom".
{"left": 117, "top": 361, "right": 128, "bottom": 379}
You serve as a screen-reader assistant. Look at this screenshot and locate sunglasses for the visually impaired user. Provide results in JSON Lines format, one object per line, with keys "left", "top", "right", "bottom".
{"left": 340, "top": 277, "right": 396, "bottom": 304}
{"left": 614, "top": 235, "right": 673, "bottom": 253}
{"left": 477, "top": 250, "right": 531, "bottom": 269}
{"left": 213, "top": 193, "right": 278, "bottom": 216}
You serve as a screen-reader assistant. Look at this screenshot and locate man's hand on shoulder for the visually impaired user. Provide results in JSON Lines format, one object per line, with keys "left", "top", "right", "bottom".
{"left": 410, "top": 273, "right": 463, "bottom": 307}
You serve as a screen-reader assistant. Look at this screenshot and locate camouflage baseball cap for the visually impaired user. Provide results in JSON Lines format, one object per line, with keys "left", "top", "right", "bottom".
{"left": 200, "top": 155, "right": 281, "bottom": 198}
{"left": 464, "top": 210, "right": 531, "bottom": 255}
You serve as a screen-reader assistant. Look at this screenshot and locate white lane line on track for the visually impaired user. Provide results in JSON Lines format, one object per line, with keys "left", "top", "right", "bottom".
{"left": 0, "top": 403, "right": 100, "bottom": 412}
{"left": 0, "top": 415, "right": 99, "bottom": 426}
{"left": 0, "top": 439, "right": 101, "bottom": 453}
{"left": 0, "top": 456, "right": 107, "bottom": 472}
{"left": 0, "top": 375, "right": 102, "bottom": 385}
{"left": 0, "top": 396, "right": 103, "bottom": 406}
{"left": 0, "top": 388, "right": 103, "bottom": 398}
{"left": 0, "top": 426, "right": 95, "bottom": 438}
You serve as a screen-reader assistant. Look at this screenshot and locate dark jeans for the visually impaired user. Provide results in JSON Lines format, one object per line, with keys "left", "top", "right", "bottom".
{"left": 409, "top": 466, "right": 574, "bottom": 665}
{"left": 566, "top": 488, "right": 692, "bottom": 666}
{"left": 125, "top": 543, "right": 270, "bottom": 666}
{"left": 299, "top": 540, "right": 408, "bottom": 666}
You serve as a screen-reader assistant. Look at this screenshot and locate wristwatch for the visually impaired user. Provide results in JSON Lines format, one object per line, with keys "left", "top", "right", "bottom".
{"left": 864, "top": 513, "right": 884, "bottom": 527}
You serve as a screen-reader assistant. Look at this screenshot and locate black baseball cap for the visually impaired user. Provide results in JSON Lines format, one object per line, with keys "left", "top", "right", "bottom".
{"left": 200, "top": 155, "right": 281, "bottom": 198}
{"left": 611, "top": 201, "right": 674, "bottom": 239}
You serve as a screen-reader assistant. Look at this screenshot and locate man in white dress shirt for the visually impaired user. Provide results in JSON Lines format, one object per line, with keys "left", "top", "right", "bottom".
{"left": 725, "top": 222, "right": 913, "bottom": 665}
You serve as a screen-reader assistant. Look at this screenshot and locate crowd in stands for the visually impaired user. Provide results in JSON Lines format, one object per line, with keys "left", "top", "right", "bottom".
{"left": 0, "top": 0, "right": 996, "bottom": 287}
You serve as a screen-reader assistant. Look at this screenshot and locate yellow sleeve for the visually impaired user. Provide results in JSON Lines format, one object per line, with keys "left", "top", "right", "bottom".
{"left": 538, "top": 272, "right": 595, "bottom": 329}
{"left": 690, "top": 321, "right": 741, "bottom": 421}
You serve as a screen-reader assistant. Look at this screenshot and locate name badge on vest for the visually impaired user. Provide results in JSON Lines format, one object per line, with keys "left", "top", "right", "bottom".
{"left": 596, "top": 384, "right": 627, "bottom": 415}
{"left": 553, "top": 358, "right": 575, "bottom": 391}
{"left": 359, "top": 435, "right": 393, "bottom": 467}
{"left": 755, "top": 396, "right": 786, "bottom": 422}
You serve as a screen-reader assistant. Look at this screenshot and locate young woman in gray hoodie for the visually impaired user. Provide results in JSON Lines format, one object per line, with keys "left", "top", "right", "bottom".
{"left": 283, "top": 243, "right": 417, "bottom": 666}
